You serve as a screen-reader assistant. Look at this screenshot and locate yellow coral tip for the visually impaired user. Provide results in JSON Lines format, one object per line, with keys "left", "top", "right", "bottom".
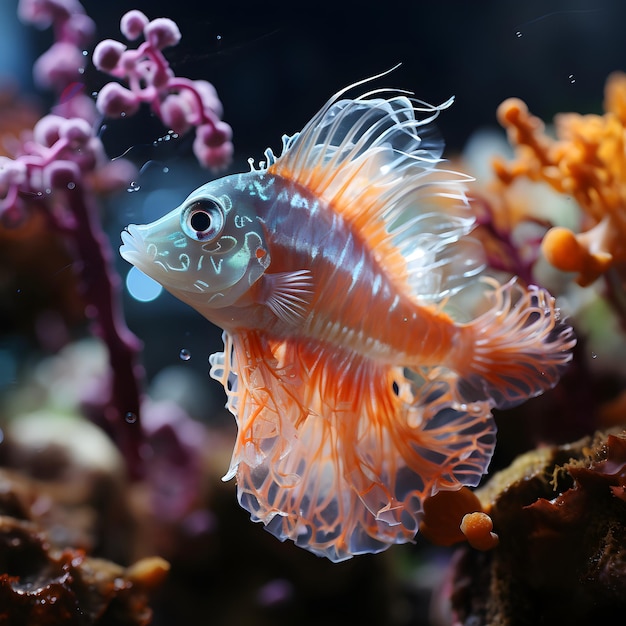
{"left": 542, "top": 226, "right": 585, "bottom": 272}
{"left": 496, "top": 97, "right": 528, "bottom": 125}
{"left": 460, "top": 512, "right": 499, "bottom": 551}
{"left": 126, "top": 556, "right": 171, "bottom": 589}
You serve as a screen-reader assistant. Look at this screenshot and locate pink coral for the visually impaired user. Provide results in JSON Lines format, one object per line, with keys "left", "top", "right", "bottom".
{"left": 94, "top": 10, "right": 233, "bottom": 171}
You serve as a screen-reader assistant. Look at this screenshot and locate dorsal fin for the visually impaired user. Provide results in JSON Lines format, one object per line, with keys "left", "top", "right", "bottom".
{"left": 266, "top": 80, "right": 485, "bottom": 303}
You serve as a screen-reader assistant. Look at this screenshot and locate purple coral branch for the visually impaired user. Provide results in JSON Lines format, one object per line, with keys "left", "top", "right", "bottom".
{"left": 15, "top": 0, "right": 147, "bottom": 477}
{"left": 93, "top": 10, "right": 233, "bottom": 170}
{"left": 473, "top": 197, "right": 544, "bottom": 286}
{"left": 12, "top": 2, "right": 233, "bottom": 481}
{"left": 61, "top": 183, "right": 144, "bottom": 476}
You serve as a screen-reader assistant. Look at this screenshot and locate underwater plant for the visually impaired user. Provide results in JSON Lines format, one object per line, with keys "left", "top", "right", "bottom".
{"left": 2, "top": 1, "right": 232, "bottom": 477}
{"left": 92, "top": 9, "right": 233, "bottom": 170}
{"left": 494, "top": 74, "right": 626, "bottom": 301}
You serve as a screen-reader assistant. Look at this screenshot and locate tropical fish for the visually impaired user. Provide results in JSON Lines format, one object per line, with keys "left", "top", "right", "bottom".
{"left": 120, "top": 75, "right": 575, "bottom": 561}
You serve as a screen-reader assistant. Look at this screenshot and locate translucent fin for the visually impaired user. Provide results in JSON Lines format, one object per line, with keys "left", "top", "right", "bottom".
{"left": 258, "top": 270, "right": 314, "bottom": 325}
{"left": 266, "top": 84, "right": 484, "bottom": 303}
{"left": 455, "top": 278, "right": 576, "bottom": 409}
{"left": 209, "top": 331, "right": 496, "bottom": 562}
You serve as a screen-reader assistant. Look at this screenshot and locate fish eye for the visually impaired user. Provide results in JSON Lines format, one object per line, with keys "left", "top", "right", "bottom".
{"left": 182, "top": 198, "right": 224, "bottom": 241}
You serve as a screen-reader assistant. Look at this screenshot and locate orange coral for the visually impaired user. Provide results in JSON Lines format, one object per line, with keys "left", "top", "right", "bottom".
{"left": 494, "top": 72, "right": 626, "bottom": 286}
{"left": 419, "top": 487, "right": 498, "bottom": 550}
{"left": 460, "top": 512, "right": 499, "bottom": 551}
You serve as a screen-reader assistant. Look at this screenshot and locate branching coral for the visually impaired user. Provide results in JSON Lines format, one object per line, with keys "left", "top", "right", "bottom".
{"left": 494, "top": 73, "right": 626, "bottom": 288}
{"left": 1, "top": 0, "right": 233, "bottom": 479}
{"left": 93, "top": 10, "right": 233, "bottom": 170}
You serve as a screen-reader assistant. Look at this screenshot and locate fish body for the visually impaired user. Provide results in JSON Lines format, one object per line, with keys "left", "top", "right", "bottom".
{"left": 121, "top": 80, "right": 575, "bottom": 561}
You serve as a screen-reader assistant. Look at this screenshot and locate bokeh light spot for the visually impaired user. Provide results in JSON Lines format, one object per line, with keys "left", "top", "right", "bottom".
{"left": 126, "top": 266, "right": 162, "bottom": 302}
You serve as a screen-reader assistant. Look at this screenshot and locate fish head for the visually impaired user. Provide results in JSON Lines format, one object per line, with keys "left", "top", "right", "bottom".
{"left": 120, "top": 175, "right": 270, "bottom": 310}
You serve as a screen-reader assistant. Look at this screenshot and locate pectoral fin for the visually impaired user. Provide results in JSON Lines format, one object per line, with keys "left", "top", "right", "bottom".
{"left": 259, "top": 269, "right": 314, "bottom": 325}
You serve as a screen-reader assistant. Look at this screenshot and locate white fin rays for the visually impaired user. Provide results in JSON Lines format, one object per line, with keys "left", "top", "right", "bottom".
{"left": 261, "top": 270, "right": 314, "bottom": 325}
{"left": 266, "top": 74, "right": 482, "bottom": 305}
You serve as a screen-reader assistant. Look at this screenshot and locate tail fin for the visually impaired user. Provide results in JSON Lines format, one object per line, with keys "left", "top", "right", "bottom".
{"left": 456, "top": 278, "right": 576, "bottom": 409}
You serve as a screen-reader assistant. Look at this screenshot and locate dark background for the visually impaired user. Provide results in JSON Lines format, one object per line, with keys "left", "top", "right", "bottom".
{"left": 3, "top": 0, "right": 624, "bottom": 404}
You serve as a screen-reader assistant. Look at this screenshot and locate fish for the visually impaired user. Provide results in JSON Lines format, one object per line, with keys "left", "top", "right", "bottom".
{"left": 120, "top": 74, "right": 575, "bottom": 562}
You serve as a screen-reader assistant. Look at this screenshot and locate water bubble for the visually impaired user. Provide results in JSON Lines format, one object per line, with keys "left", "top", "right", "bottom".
{"left": 163, "top": 166, "right": 169, "bottom": 173}
{"left": 568, "top": 74, "right": 576, "bottom": 84}
{"left": 515, "top": 31, "right": 522, "bottom": 37}
{"left": 125, "top": 412, "right": 137, "bottom": 424}
{"left": 216, "top": 34, "right": 222, "bottom": 41}
{"left": 179, "top": 348, "right": 191, "bottom": 361}
{"left": 67, "top": 182, "right": 76, "bottom": 190}
{"left": 126, "top": 181, "right": 141, "bottom": 193}
{"left": 91, "top": 91, "right": 98, "bottom": 98}
{"left": 78, "top": 67, "right": 85, "bottom": 75}
{"left": 591, "top": 351, "right": 597, "bottom": 359}
{"left": 82, "top": 50, "right": 88, "bottom": 56}
{"left": 120, "top": 112, "right": 127, "bottom": 118}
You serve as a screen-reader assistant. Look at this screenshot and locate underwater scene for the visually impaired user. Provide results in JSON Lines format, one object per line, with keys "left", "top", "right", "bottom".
{"left": 1, "top": 0, "right": 626, "bottom": 624}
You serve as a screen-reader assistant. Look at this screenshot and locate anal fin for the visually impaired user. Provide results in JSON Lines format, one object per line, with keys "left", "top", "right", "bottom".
{"left": 210, "top": 330, "right": 497, "bottom": 561}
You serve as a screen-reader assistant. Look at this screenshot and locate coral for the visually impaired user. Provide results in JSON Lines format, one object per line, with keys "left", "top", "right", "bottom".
{"left": 494, "top": 73, "right": 626, "bottom": 288}
{"left": 0, "top": 489, "right": 168, "bottom": 626}
{"left": 93, "top": 10, "right": 233, "bottom": 170}
{"left": 419, "top": 487, "right": 499, "bottom": 551}
{"left": 8, "top": 0, "right": 144, "bottom": 477}
{"left": 449, "top": 429, "right": 626, "bottom": 625}
{"left": 3, "top": 2, "right": 234, "bottom": 480}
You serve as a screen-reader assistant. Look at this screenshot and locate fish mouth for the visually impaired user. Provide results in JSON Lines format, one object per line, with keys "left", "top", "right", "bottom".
{"left": 120, "top": 224, "right": 146, "bottom": 266}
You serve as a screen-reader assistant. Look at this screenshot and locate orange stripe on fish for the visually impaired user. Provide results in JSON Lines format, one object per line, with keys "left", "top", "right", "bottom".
{"left": 120, "top": 73, "right": 576, "bottom": 561}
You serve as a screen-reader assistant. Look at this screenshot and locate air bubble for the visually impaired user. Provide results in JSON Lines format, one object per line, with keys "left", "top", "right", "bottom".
{"left": 163, "top": 167, "right": 169, "bottom": 173}
{"left": 515, "top": 31, "right": 522, "bottom": 37}
{"left": 591, "top": 351, "right": 597, "bottom": 359}
{"left": 67, "top": 182, "right": 76, "bottom": 190}
{"left": 568, "top": 74, "right": 576, "bottom": 84}
{"left": 125, "top": 412, "right": 137, "bottom": 424}
{"left": 127, "top": 181, "right": 141, "bottom": 192}
{"left": 179, "top": 348, "right": 191, "bottom": 361}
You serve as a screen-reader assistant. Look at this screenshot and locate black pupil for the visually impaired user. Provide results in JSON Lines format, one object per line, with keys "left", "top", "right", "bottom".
{"left": 190, "top": 208, "right": 211, "bottom": 232}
